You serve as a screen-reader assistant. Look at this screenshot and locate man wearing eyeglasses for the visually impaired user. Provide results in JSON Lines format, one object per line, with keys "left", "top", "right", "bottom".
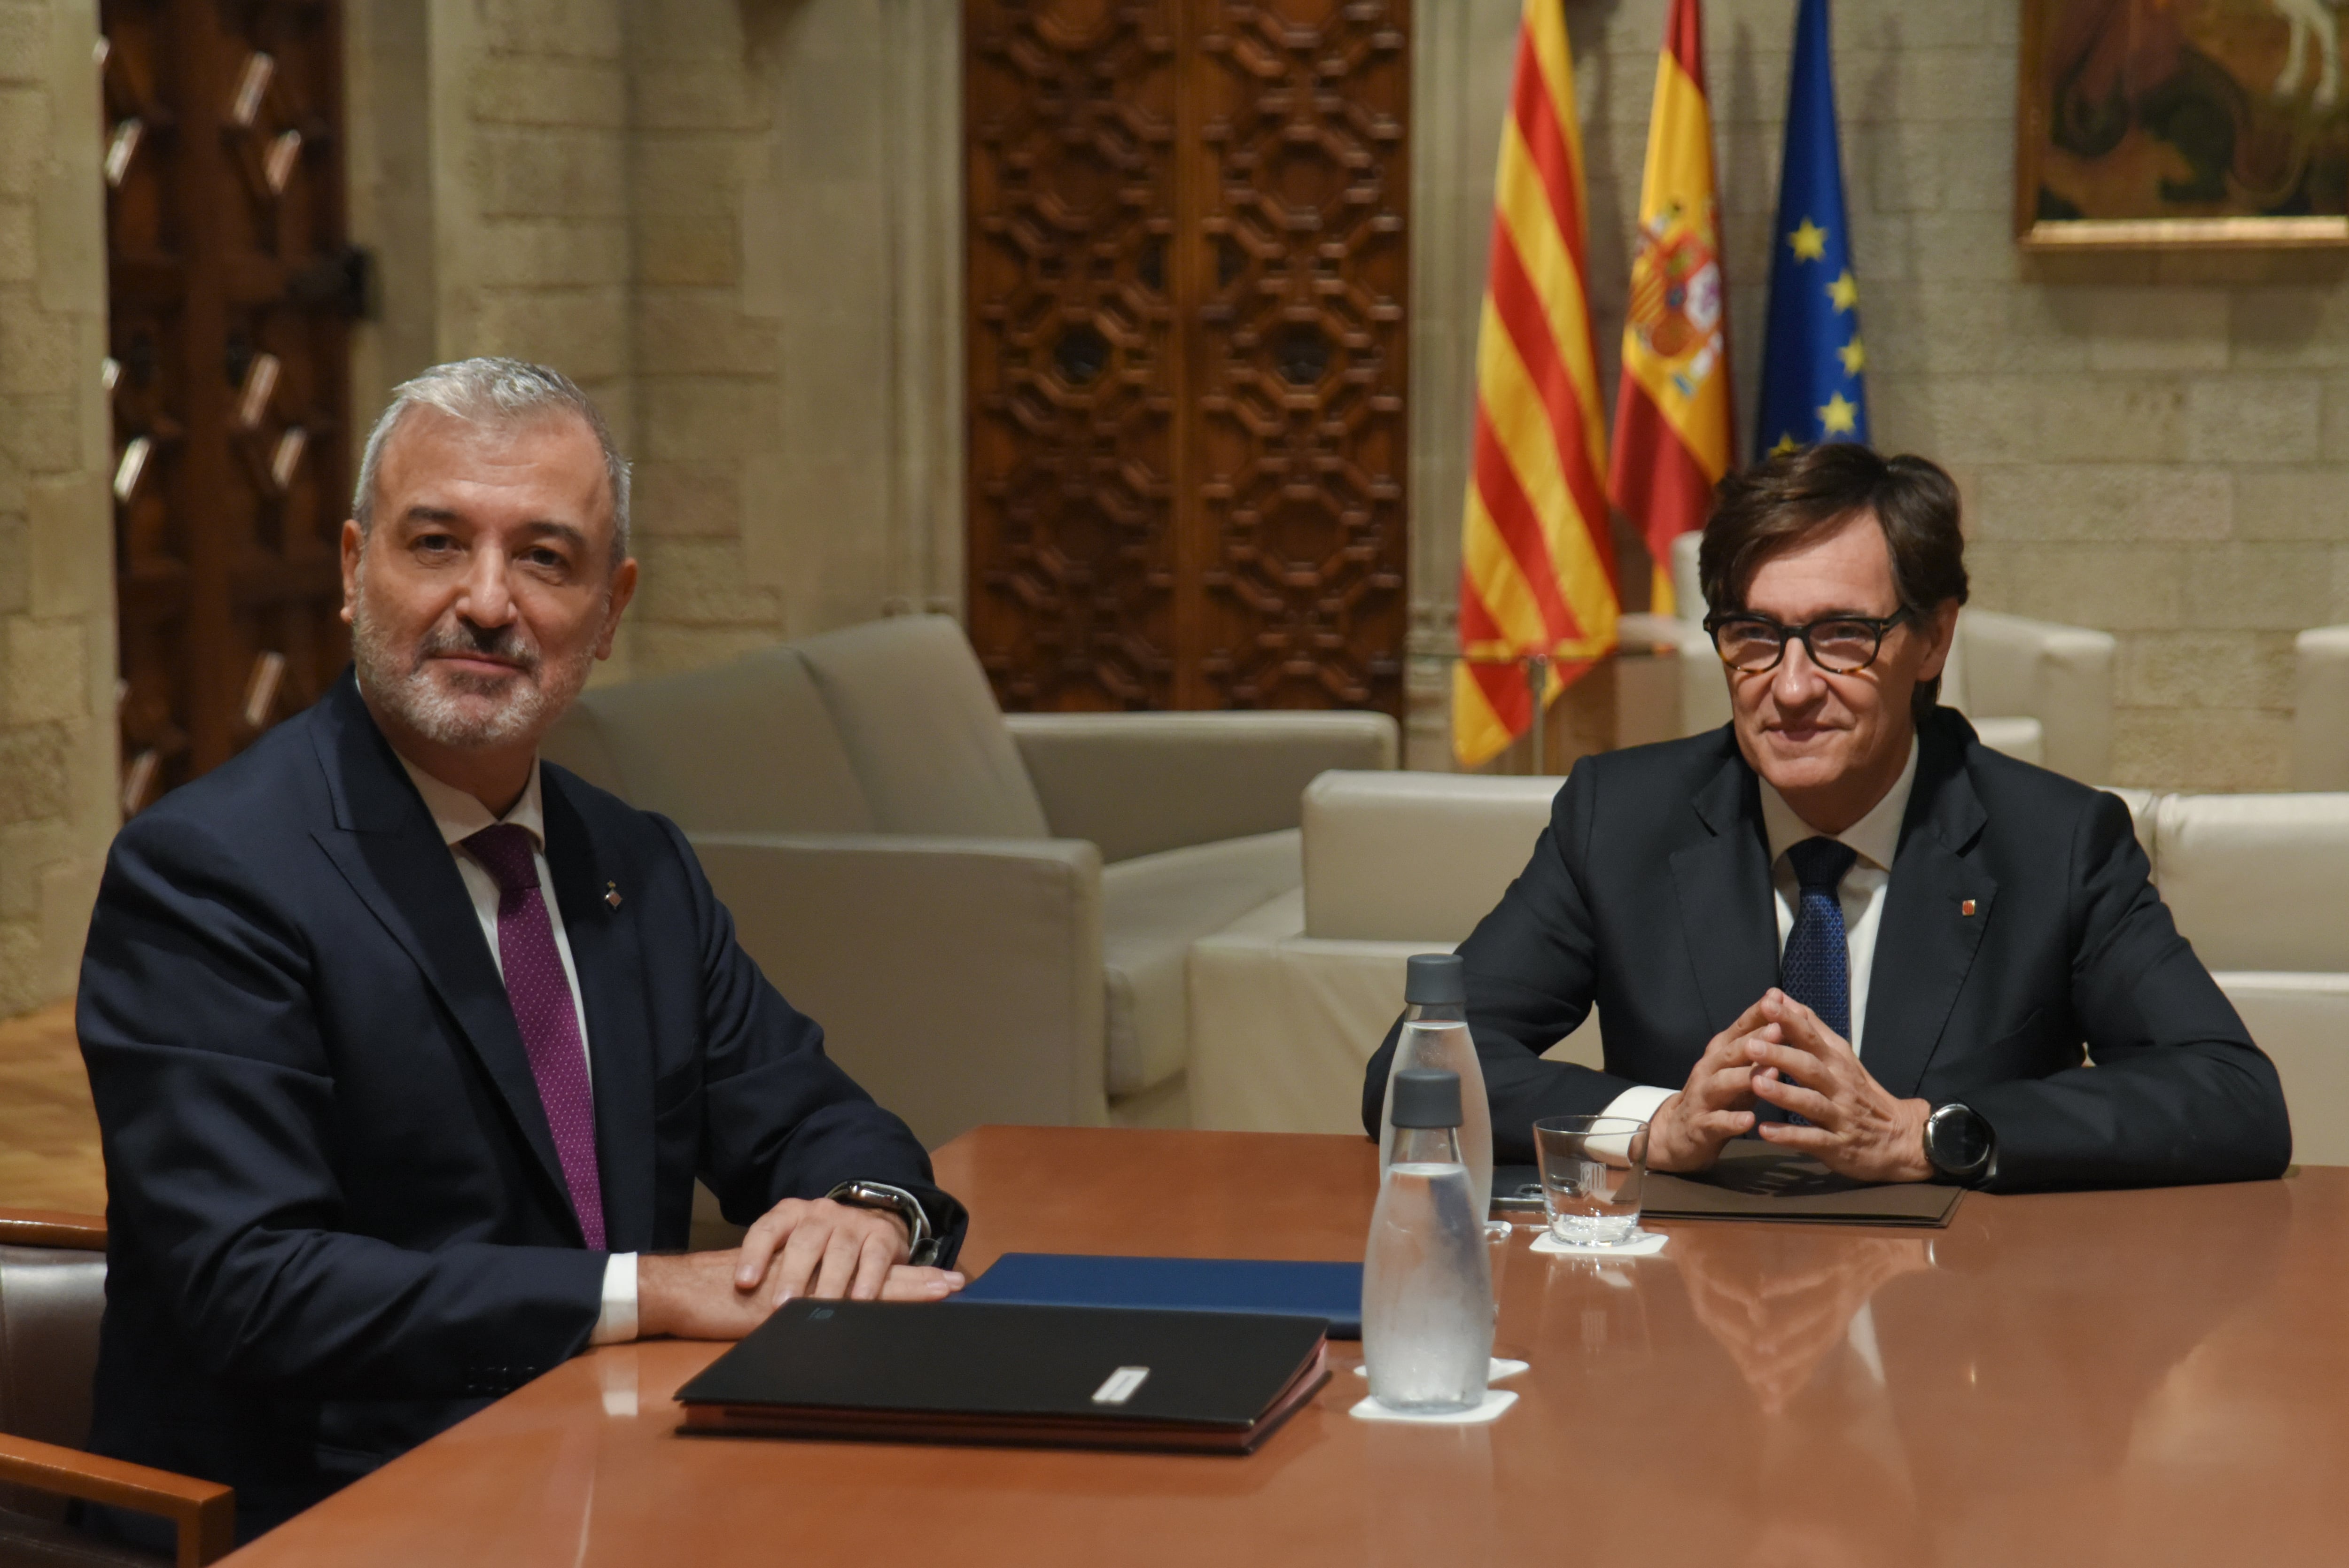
{"left": 1364, "top": 443, "right": 2289, "bottom": 1190}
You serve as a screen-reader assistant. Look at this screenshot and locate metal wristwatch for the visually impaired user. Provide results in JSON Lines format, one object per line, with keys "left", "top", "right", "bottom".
{"left": 825, "top": 1180, "right": 944, "bottom": 1266}
{"left": 1922, "top": 1102, "right": 1995, "bottom": 1185}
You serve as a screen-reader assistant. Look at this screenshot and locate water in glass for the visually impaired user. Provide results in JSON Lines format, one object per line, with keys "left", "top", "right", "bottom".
{"left": 1533, "top": 1116, "right": 1648, "bottom": 1247}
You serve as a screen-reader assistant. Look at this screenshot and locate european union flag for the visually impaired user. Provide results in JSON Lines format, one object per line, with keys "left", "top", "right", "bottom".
{"left": 1756, "top": 0, "right": 1867, "bottom": 457}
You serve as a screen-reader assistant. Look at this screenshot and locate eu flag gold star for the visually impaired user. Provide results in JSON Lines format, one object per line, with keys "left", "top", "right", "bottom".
{"left": 1838, "top": 337, "right": 1866, "bottom": 376}
{"left": 1771, "top": 433, "right": 1801, "bottom": 456}
{"left": 1789, "top": 219, "right": 1828, "bottom": 261}
{"left": 1819, "top": 392, "right": 1859, "bottom": 434}
{"left": 1827, "top": 270, "right": 1859, "bottom": 311}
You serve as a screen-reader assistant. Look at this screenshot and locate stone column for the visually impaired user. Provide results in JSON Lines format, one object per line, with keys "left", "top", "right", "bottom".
{"left": 0, "top": 0, "right": 118, "bottom": 1015}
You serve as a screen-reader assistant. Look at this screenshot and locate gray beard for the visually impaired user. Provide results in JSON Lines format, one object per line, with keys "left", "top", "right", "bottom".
{"left": 350, "top": 577, "right": 599, "bottom": 752}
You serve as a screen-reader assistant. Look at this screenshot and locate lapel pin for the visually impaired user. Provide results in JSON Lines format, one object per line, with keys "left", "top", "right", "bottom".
{"left": 1960, "top": 899, "right": 1976, "bottom": 917}
{"left": 605, "top": 882, "right": 622, "bottom": 910}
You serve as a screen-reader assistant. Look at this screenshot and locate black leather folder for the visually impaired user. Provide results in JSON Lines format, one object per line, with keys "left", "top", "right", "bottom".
{"left": 1496, "top": 1139, "right": 1964, "bottom": 1227}
{"left": 676, "top": 1298, "right": 1331, "bottom": 1453}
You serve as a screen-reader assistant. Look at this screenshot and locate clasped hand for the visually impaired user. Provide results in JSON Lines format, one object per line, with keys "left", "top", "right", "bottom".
{"left": 638, "top": 1196, "right": 964, "bottom": 1340}
{"left": 1647, "top": 989, "right": 1931, "bottom": 1184}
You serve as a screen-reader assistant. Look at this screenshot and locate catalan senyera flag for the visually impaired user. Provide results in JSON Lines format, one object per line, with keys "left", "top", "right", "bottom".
{"left": 1452, "top": 0, "right": 1618, "bottom": 769}
{"left": 1609, "top": 0, "right": 1734, "bottom": 619}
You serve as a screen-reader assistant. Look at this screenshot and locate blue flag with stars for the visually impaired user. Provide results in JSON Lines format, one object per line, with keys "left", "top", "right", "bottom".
{"left": 1757, "top": 0, "right": 1866, "bottom": 457}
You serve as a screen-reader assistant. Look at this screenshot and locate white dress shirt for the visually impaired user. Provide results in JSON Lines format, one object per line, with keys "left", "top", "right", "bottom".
{"left": 396, "top": 753, "right": 639, "bottom": 1344}
{"left": 1599, "top": 738, "right": 1921, "bottom": 1126}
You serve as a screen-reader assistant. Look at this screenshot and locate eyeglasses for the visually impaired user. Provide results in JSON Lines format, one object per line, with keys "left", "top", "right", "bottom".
{"left": 1702, "top": 608, "right": 1914, "bottom": 674}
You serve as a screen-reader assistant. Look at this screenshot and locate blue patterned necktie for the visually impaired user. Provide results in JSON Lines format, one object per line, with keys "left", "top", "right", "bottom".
{"left": 1781, "top": 836, "right": 1859, "bottom": 1040}
{"left": 1765, "top": 836, "right": 1858, "bottom": 1126}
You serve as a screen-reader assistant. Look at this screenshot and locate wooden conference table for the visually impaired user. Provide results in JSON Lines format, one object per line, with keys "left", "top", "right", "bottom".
{"left": 222, "top": 1127, "right": 2347, "bottom": 1567}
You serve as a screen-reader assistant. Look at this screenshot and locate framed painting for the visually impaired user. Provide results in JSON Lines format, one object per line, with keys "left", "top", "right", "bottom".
{"left": 2018, "top": 0, "right": 2349, "bottom": 248}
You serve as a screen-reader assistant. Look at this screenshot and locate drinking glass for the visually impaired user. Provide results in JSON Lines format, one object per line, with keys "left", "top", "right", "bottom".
{"left": 1532, "top": 1116, "right": 1650, "bottom": 1247}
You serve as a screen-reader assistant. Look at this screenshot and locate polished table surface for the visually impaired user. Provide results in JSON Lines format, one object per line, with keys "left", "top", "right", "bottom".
{"left": 223, "top": 1127, "right": 2346, "bottom": 1566}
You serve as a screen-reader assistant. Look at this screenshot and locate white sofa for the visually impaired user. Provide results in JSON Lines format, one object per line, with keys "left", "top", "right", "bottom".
{"left": 1190, "top": 769, "right": 2349, "bottom": 1165}
{"left": 2297, "top": 625, "right": 2349, "bottom": 790}
{"left": 1628, "top": 533, "right": 2118, "bottom": 784}
{"left": 542, "top": 615, "right": 1396, "bottom": 1146}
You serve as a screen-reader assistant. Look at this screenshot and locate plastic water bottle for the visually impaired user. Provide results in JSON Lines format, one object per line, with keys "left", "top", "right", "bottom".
{"left": 1363, "top": 1068, "right": 1494, "bottom": 1413}
{"left": 1379, "top": 954, "right": 1493, "bottom": 1221}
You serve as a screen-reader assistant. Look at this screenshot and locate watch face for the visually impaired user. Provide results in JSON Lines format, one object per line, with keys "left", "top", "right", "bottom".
{"left": 1931, "top": 1107, "right": 1990, "bottom": 1172}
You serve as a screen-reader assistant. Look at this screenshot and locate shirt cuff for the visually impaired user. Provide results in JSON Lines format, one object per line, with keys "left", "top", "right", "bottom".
{"left": 1599, "top": 1083, "right": 1677, "bottom": 1126}
{"left": 589, "top": 1252, "right": 638, "bottom": 1345}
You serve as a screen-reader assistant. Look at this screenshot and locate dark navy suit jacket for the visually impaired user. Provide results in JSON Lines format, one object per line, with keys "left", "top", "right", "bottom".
{"left": 78, "top": 674, "right": 964, "bottom": 1535}
{"left": 1361, "top": 709, "right": 2292, "bottom": 1190}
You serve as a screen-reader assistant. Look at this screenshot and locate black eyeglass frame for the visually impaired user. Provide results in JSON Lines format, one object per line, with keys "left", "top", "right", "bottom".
{"left": 1700, "top": 606, "right": 1916, "bottom": 675}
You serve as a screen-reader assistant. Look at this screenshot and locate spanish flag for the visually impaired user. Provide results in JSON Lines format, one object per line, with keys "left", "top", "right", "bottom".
{"left": 1609, "top": 0, "right": 1734, "bottom": 618}
{"left": 1452, "top": 0, "right": 1618, "bottom": 769}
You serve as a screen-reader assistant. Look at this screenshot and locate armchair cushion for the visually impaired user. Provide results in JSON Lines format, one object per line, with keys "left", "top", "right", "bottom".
{"left": 689, "top": 832, "right": 1107, "bottom": 1145}
{"left": 1954, "top": 608, "right": 2116, "bottom": 784}
{"left": 544, "top": 647, "right": 873, "bottom": 833}
{"left": 1007, "top": 711, "right": 1397, "bottom": 863}
{"left": 2153, "top": 792, "right": 2349, "bottom": 972}
{"left": 2295, "top": 625, "right": 2349, "bottom": 791}
{"left": 1188, "top": 892, "right": 1603, "bottom": 1134}
{"left": 1969, "top": 715, "right": 2044, "bottom": 767}
{"left": 1302, "top": 772, "right": 1558, "bottom": 942}
{"left": 2216, "top": 972, "right": 2343, "bottom": 1166}
{"left": 1101, "top": 830, "right": 1303, "bottom": 1096}
{"left": 794, "top": 616, "right": 1050, "bottom": 838}
{"left": 0, "top": 1245, "right": 103, "bottom": 1523}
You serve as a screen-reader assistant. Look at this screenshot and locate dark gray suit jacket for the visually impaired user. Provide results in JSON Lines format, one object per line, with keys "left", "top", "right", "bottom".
{"left": 79, "top": 674, "right": 964, "bottom": 1537}
{"left": 1360, "top": 709, "right": 2291, "bottom": 1189}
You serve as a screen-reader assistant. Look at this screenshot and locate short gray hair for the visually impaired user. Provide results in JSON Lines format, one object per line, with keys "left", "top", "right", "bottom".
{"left": 352, "top": 357, "right": 632, "bottom": 567}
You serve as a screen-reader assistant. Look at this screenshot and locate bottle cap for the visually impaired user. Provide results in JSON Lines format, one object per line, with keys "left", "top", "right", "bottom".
{"left": 1404, "top": 953, "right": 1466, "bottom": 1006}
{"left": 1390, "top": 1067, "right": 1462, "bottom": 1130}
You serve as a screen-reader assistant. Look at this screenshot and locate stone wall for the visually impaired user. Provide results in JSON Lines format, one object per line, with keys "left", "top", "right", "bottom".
{"left": 0, "top": 0, "right": 117, "bottom": 1016}
{"left": 618, "top": 0, "right": 962, "bottom": 678}
{"left": 1402, "top": 0, "right": 2349, "bottom": 790}
{"left": 347, "top": 0, "right": 958, "bottom": 682}
{"left": 346, "top": 0, "right": 2349, "bottom": 789}
{"left": 348, "top": 0, "right": 638, "bottom": 675}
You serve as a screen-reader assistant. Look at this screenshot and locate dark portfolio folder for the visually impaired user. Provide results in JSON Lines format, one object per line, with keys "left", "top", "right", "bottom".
{"left": 956, "top": 1253, "right": 1366, "bottom": 1336}
{"left": 1495, "top": 1139, "right": 1965, "bottom": 1227}
{"left": 677, "top": 1298, "right": 1332, "bottom": 1453}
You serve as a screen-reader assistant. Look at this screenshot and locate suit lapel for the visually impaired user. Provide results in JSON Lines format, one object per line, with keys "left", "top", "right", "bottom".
{"left": 542, "top": 774, "right": 657, "bottom": 1256}
{"left": 306, "top": 678, "right": 579, "bottom": 1234}
{"left": 1856, "top": 721, "right": 1998, "bottom": 1099}
{"left": 1669, "top": 747, "right": 1780, "bottom": 1034}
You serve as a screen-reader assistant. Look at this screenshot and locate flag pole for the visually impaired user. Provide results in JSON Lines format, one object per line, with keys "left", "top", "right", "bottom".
{"left": 1526, "top": 655, "right": 1548, "bottom": 775}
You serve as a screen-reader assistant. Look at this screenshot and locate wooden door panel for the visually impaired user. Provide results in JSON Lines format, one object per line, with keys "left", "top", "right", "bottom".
{"left": 965, "top": 0, "right": 1407, "bottom": 714}
{"left": 966, "top": 0, "right": 1183, "bottom": 711}
{"left": 1187, "top": 0, "right": 1407, "bottom": 711}
{"left": 103, "top": 0, "right": 354, "bottom": 811}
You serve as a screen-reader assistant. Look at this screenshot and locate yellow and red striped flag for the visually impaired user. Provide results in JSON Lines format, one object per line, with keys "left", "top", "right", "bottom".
{"left": 1453, "top": 0, "right": 1618, "bottom": 769}
{"left": 1610, "top": 0, "right": 1734, "bottom": 617}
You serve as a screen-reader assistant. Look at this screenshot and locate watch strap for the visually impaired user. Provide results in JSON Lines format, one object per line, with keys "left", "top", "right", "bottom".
{"left": 825, "top": 1180, "right": 941, "bottom": 1266}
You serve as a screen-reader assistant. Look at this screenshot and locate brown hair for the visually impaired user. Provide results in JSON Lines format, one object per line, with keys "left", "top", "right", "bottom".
{"left": 1697, "top": 444, "right": 1969, "bottom": 721}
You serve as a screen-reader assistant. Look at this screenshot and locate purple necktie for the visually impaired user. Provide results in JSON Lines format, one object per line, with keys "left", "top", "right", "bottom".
{"left": 463, "top": 823, "right": 607, "bottom": 1250}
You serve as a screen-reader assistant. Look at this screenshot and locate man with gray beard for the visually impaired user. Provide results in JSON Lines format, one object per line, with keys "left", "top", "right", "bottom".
{"left": 75, "top": 359, "right": 965, "bottom": 1545}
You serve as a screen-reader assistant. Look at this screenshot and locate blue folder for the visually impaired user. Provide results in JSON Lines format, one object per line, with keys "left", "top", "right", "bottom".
{"left": 956, "top": 1253, "right": 1365, "bottom": 1338}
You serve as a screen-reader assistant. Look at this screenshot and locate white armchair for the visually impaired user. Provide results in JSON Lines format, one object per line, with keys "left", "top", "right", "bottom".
{"left": 1190, "top": 769, "right": 2349, "bottom": 1165}
{"left": 1187, "top": 771, "right": 1598, "bottom": 1134}
{"left": 544, "top": 616, "right": 1396, "bottom": 1145}
{"left": 2296, "top": 625, "right": 2349, "bottom": 790}
{"left": 1639, "top": 533, "right": 2117, "bottom": 784}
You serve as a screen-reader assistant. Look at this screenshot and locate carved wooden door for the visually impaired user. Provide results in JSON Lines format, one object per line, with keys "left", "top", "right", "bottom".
{"left": 101, "top": 0, "right": 358, "bottom": 811}
{"left": 966, "top": 0, "right": 1408, "bottom": 714}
